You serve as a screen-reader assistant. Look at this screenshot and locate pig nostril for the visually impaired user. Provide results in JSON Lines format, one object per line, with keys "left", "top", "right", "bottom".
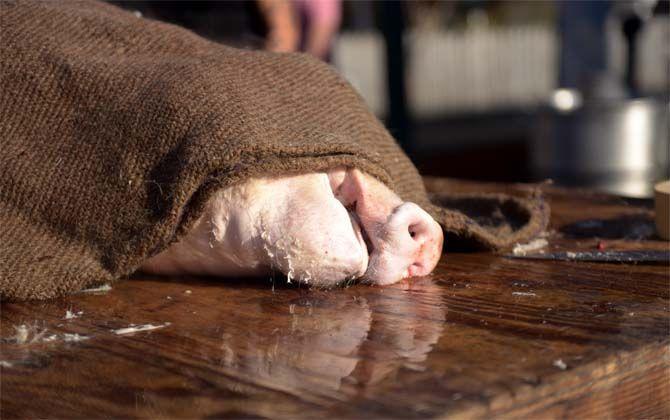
{"left": 408, "top": 223, "right": 423, "bottom": 240}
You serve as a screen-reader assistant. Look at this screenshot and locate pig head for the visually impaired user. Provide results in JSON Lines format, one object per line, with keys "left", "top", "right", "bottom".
{"left": 141, "top": 167, "right": 444, "bottom": 286}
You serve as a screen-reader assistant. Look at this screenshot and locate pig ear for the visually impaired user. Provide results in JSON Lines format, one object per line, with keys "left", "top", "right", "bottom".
{"left": 331, "top": 168, "right": 368, "bottom": 208}
{"left": 327, "top": 167, "right": 347, "bottom": 198}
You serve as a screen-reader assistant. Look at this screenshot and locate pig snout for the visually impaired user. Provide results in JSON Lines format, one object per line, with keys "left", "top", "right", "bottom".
{"left": 330, "top": 168, "right": 444, "bottom": 285}
{"left": 363, "top": 202, "right": 443, "bottom": 284}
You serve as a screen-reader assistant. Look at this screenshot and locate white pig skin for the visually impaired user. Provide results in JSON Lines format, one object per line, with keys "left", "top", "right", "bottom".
{"left": 140, "top": 167, "right": 443, "bottom": 286}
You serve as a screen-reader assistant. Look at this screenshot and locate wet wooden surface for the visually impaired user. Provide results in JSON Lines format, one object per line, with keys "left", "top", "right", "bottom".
{"left": 2, "top": 180, "right": 669, "bottom": 419}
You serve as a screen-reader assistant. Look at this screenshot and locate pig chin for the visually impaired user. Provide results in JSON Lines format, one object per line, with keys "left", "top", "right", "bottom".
{"left": 257, "top": 208, "right": 370, "bottom": 287}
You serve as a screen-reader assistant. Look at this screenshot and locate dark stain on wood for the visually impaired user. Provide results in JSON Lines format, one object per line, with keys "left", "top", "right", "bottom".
{"left": 2, "top": 181, "right": 669, "bottom": 418}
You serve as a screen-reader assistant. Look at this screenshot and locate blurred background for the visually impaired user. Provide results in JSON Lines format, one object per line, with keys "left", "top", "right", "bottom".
{"left": 113, "top": 0, "right": 669, "bottom": 198}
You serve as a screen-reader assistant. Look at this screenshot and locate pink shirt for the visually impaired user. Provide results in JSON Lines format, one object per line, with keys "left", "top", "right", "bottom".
{"left": 293, "top": 0, "right": 341, "bottom": 26}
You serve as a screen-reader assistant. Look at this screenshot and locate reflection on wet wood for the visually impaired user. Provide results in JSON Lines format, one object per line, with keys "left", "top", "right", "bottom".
{"left": 1, "top": 182, "right": 669, "bottom": 418}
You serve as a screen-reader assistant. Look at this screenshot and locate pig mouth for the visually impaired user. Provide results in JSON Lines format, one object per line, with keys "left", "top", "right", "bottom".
{"left": 348, "top": 210, "right": 374, "bottom": 258}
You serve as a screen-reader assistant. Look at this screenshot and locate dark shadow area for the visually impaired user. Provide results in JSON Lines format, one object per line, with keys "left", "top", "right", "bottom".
{"left": 434, "top": 196, "right": 529, "bottom": 232}
{"left": 129, "top": 271, "right": 361, "bottom": 292}
{"left": 560, "top": 214, "right": 657, "bottom": 240}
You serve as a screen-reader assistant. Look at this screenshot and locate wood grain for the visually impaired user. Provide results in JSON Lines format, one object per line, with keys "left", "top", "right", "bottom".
{"left": 1, "top": 181, "right": 669, "bottom": 418}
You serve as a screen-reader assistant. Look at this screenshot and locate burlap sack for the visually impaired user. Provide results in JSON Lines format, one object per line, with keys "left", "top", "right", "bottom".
{"left": 0, "top": 0, "right": 549, "bottom": 300}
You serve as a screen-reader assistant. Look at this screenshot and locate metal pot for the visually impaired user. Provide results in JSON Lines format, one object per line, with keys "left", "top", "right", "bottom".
{"left": 532, "top": 93, "right": 669, "bottom": 198}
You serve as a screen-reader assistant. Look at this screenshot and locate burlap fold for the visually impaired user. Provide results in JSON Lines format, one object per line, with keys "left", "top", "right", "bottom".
{"left": 0, "top": 0, "right": 549, "bottom": 300}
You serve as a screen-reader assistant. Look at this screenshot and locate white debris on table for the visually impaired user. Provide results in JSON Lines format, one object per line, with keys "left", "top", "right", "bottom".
{"left": 512, "top": 238, "right": 549, "bottom": 256}
{"left": 64, "top": 310, "right": 84, "bottom": 320}
{"left": 77, "top": 284, "right": 112, "bottom": 294}
{"left": 13, "top": 324, "right": 30, "bottom": 344}
{"left": 62, "top": 333, "right": 89, "bottom": 342}
{"left": 8, "top": 324, "right": 47, "bottom": 344}
{"left": 112, "top": 323, "right": 171, "bottom": 335}
{"left": 553, "top": 359, "right": 568, "bottom": 370}
{"left": 6, "top": 325, "right": 89, "bottom": 344}
{"left": 512, "top": 292, "right": 537, "bottom": 297}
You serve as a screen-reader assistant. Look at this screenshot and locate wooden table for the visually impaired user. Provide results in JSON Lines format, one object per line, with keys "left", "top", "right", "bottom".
{"left": 2, "top": 180, "right": 669, "bottom": 418}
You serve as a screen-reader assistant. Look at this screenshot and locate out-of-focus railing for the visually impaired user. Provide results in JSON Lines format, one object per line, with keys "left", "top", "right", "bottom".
{"left": 333, "top": 17, "right": 669, "bottom": 118}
